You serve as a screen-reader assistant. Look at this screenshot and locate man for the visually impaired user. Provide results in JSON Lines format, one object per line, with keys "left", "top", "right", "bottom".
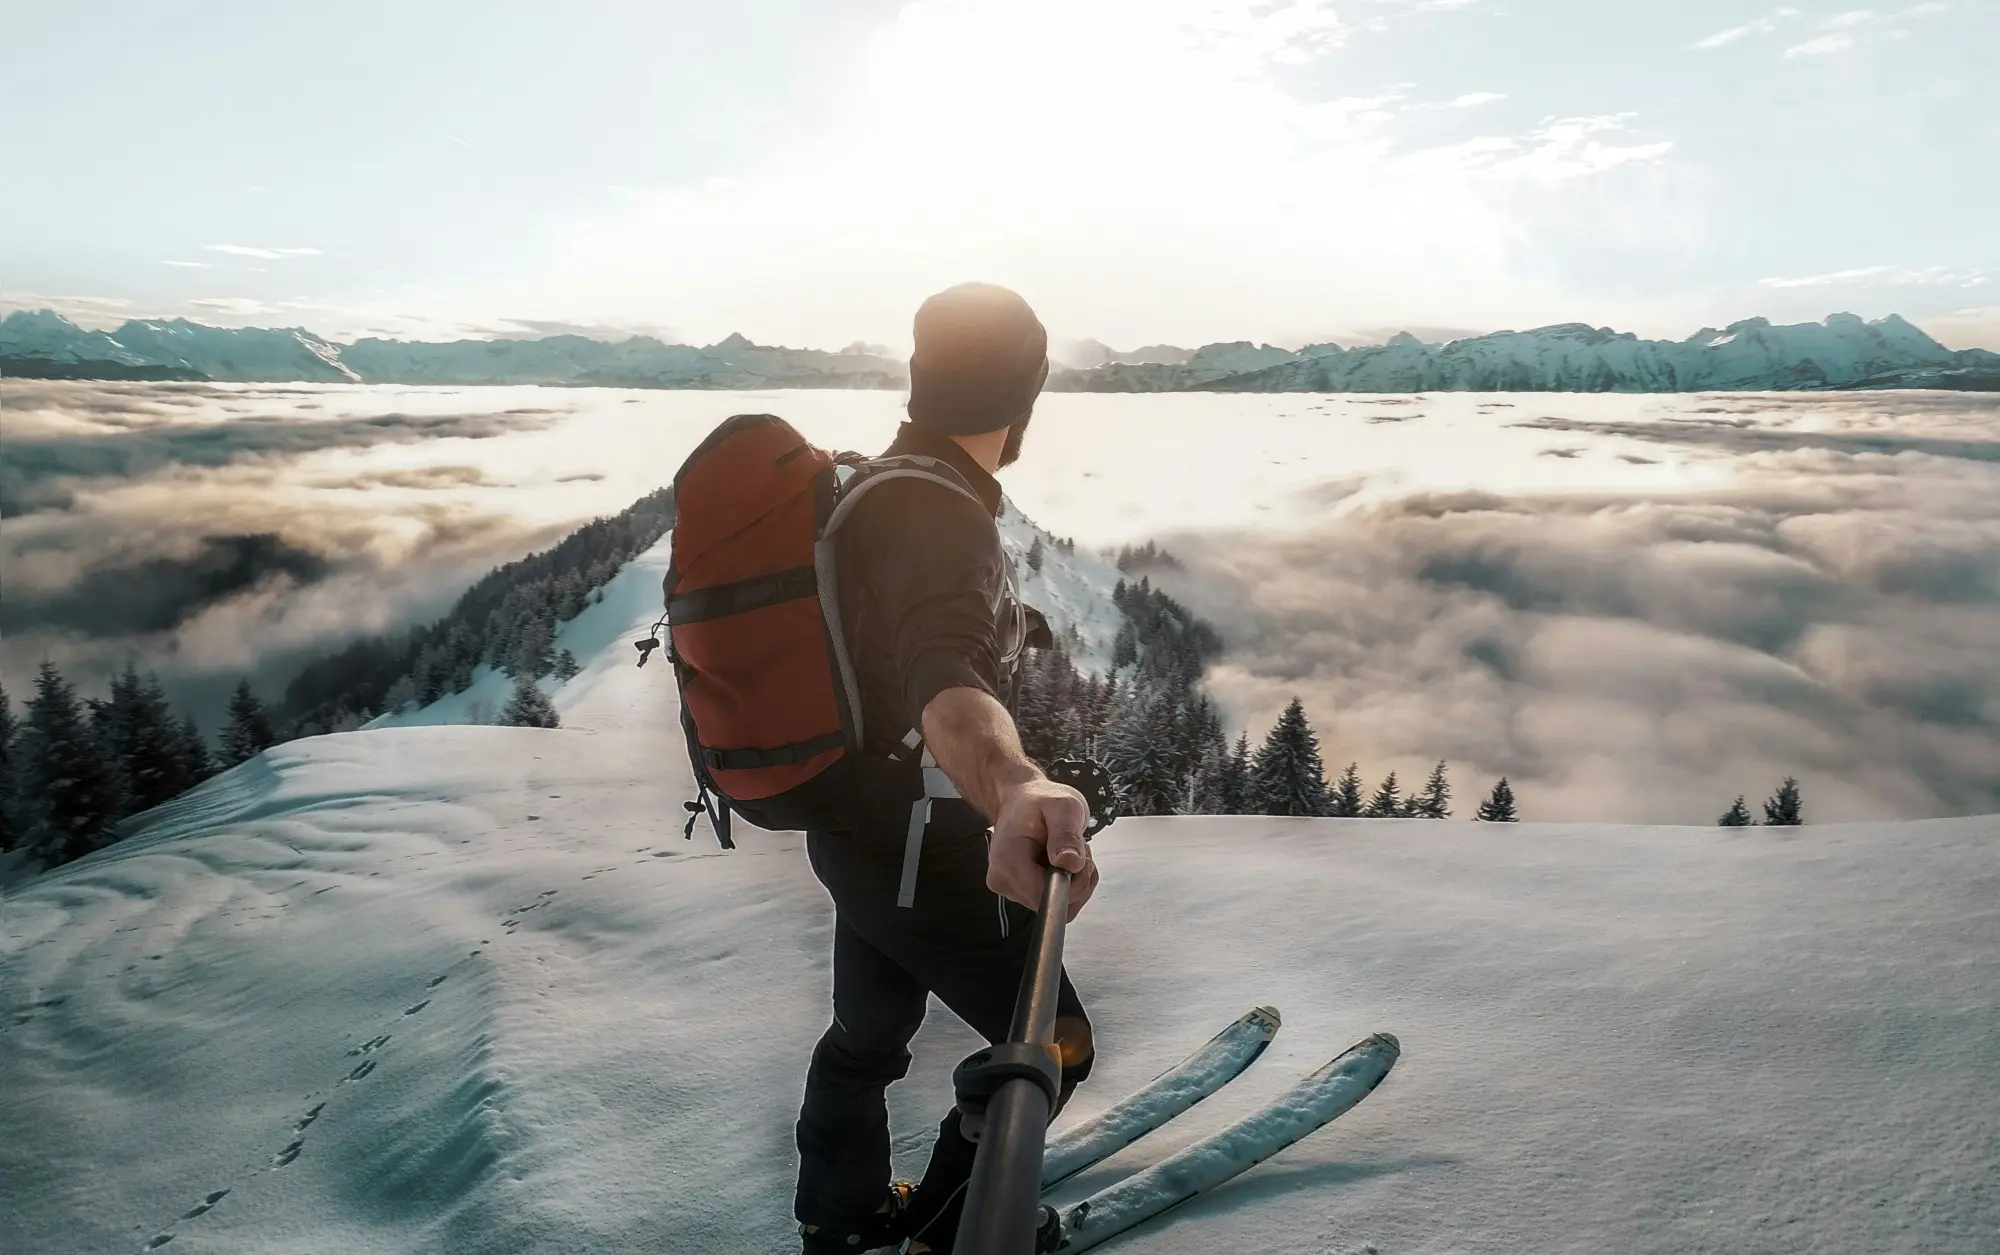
{"left": 795, "top": 283, "right": 1101, "bottom": 1254}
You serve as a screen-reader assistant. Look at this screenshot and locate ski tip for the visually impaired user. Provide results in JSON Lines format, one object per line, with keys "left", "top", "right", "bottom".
{"left": 1248, "top": 1005, "right": 1282, "bottom": 1033}
{"left": 1367, "top": 1030, "right": 1401, "bottom": 1056}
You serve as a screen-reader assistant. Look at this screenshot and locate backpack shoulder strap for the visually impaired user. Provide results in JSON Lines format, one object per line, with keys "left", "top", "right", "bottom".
{"left": 819, "top": 454, "right": 985, "bottom": 541}
{"left": 811, "top": 454, "right": 998, "bottom": 759}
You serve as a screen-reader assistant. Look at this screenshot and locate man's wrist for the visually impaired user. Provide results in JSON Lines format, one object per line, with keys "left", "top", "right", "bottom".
{"left": 988, "top": 760, "right": 1044, "bottom": 806}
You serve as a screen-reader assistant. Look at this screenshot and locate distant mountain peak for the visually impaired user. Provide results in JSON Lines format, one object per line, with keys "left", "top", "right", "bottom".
{"left": 4, "top": 307, "right": 1991, "bottom": 392}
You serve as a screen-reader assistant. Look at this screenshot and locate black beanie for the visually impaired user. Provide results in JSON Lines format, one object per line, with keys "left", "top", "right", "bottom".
{"left": 906, "top": 283, "right": 1049, "bottom": 436}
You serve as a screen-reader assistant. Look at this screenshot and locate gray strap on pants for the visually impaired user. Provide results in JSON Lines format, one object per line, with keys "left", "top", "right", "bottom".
{"left": 898, "top": 737, "right": 961, "bottom": 909}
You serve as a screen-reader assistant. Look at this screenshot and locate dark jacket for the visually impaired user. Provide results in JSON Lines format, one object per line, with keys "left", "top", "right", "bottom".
{"left": 833, "top": 423, "right": 1019, "bottom": 766}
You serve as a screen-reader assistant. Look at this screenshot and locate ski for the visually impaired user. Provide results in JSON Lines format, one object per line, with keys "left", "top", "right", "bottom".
{"left": 1042, "top": 1005, "right": 1282, "bottom": 1190}
{"left": 1049, "top": 1031, "right": 1401, "bottom": 1252}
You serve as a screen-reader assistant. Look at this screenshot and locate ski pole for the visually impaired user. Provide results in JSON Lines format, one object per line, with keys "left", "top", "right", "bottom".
{"left": 954, "top": 863, "right": 1071, "bottom": 1255}
{"left": 954, "top": 759, "right": 1116, "bottom": 1255}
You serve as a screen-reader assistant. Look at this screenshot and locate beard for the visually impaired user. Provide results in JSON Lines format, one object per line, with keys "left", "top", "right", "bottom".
{"left": 999, "top": 409, "right": 1033, "bottom": 468}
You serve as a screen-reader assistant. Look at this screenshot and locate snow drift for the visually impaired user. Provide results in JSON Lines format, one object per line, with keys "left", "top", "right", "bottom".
{"left": 3, "top": 536, "right": 1997, "bottom": 1255}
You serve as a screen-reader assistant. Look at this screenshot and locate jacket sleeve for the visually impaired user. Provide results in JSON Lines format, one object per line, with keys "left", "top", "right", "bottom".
{"left": 852, "top": 478, "right": 1007, "bottom": 730}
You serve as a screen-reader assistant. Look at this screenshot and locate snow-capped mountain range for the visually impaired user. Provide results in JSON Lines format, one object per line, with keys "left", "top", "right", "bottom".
{"left": 1052, "top": 313, "right": 2000, "bottom": 393}
{"left": 3, "top": 307, "right": 1996, "bottom": 392}
{"left": 0, "top": 311, "right": 904, "bottom": 390}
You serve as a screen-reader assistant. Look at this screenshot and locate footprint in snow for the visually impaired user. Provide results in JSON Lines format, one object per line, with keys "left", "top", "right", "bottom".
{"left": 403, "top": 1000, "right": 430, "bottom": 1016}
{"left": 272, "top": 1140, "right": 303, "bottom": 1168}
{"left": 294, "top": 1104, "right": 324, "bottom": 1133}
{"left": 428, "top": 973, "right": 448, "bottom": 988}
{"left": 347, "top": 1034, "right": 391, "bottom": 1057}
{"left": 143, "top": 1233, "right": 175, "bottom": 1249}
{"left": 180, "top": 1189, "right": 229, "bottom": 1220}
{"left": 345, "top": 1059, "right": 377, "bottom": 1083}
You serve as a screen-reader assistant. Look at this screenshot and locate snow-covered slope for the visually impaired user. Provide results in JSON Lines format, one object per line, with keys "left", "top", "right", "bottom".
{"left": 999, "top": 503, "right": 1127, "bottom": 674}
{"left": 4, "top": 529, "right": 1997, "bottom": 1255}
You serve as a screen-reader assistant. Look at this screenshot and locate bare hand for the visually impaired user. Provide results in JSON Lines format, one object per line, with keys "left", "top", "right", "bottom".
{"left": 988, "top": 778, "right": 1099, "bottom": 921}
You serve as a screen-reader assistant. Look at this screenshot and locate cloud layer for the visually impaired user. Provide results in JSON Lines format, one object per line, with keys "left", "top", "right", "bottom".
{"left": 4, "top": 380, "right": 1994, "bottom": 825}
{"left": 0, "top": 383, "right": 571, "bottom": 720}
{"left": 1159, "top": 393, "right": 2000, "bottom": 823}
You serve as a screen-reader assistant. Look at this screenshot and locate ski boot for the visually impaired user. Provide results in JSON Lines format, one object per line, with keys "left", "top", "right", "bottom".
{"left": 800, "top": 1182, "right": 917, "bottom": 1254}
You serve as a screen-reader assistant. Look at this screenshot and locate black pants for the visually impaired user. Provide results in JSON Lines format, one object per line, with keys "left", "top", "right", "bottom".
{"left": 796, "top": 800, "right": 1092, "bottom": 1244}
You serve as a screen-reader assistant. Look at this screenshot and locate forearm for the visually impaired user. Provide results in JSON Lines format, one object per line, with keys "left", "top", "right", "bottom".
{"left": 920, "top": 685, "right": 1043, "bottom": 820}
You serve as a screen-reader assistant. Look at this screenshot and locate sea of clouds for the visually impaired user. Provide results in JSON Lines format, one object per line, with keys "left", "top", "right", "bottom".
{"left": 2, "top": 381, "right": 1994, "bottom": 823}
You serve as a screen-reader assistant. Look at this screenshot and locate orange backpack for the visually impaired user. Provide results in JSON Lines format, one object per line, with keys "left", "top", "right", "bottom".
{"left": 637, "top": 413, "right": 996, "bottom": 847}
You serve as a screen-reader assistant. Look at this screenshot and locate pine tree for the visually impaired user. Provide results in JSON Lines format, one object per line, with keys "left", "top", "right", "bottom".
{"left": 108, "top": 667, "right": 195, "bottom": 818}
{"left": 1363, "top": 771, "right": 1404, "bottom": 818}
{"left": 1762, "top": 777, "right": 1803, "bottom": 826}
{"left": 0, "top": 681, "right": 18, "bottom": 852}
{"left": 1409, "top": 760, "right": 1452, "bottom": 819}
{"left": 414, "top": 649, "right": 447, "bottom": 703}
{"left": 1105, "top": 684, "right": 1182, "bottom": 815}
{"left": 1249, "top": 698, "right": 1331, "bottom": 816}
{"left": 510, "top": 609, "right": 557, "bottom": 679}
{"left": 554, "top": 571, "right": 586, "bottom": 621}
{"left": 1718, "top": 795, "right": 1753, "bottom": 826}
{"left": 553, "top": 649, "right": 582, "bottom": 681}
{"left": 19, "top": 661, "right": 121, "bottom": 865}
{"left": 1111, "top": 623, "right": 1138, "bottom": 671}
{"left": 175, "top": 714, "right": 214, "bottom": 784}
{"left": 1025, "top": 535, "right": 1045, "bottom": 573}
{"left": 1475, "top": 776, "right": 1519, "bottom": 822}
{"left": 1013, "top": 649, "right": 1063, "bottom": 767}
{"left": 1084, "top": 673, "right": 1119, "bottom": 759}
{"left": 1209, "top": 733, "right": 1252, "bottom": 814}
{"left": 1329, "top": 762, "right": 1364, "bottom": 818}
{"left": 221, "top": 678, "right": 277, "bottom": 767}
{"left": 1177, "top": 696, "right": 1224, "bottom": 814}
{"left": 382, "top": 676, "right": 419, "bottom": 712}
{"left": 501, "top": 675, "right": 561, "bottom": 728}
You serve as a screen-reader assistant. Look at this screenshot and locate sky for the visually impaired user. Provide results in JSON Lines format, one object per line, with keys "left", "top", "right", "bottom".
{"left": 3, "top": 0, "right": 1997, "bottom": 350}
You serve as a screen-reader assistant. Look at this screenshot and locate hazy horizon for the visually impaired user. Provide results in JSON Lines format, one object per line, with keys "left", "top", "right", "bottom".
{"left": 7, "top": 301, "right": 1986, "bottom": 359}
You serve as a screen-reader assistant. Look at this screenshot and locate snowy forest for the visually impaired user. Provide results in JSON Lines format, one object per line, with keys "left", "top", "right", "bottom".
{"left": 278, "top": 487, "right": 675, "bottom": 734}
{"left": 1013, "top": 573, "right": 1520, "bottom": 824}
{"left": 0, "top": 491, "right": 673, "bottom": 873}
